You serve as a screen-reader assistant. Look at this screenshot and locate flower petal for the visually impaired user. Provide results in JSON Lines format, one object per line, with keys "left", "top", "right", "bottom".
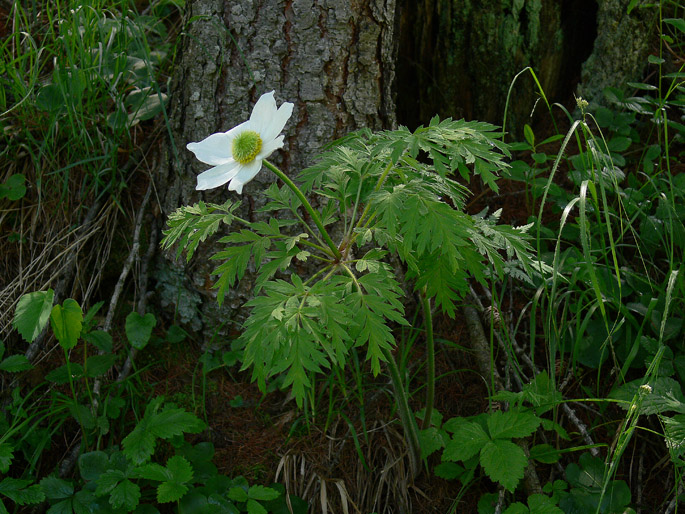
{"left": 196, "top": 160, "right": 241, "bottom": 190}
{"left": 260, "top": 101, "right": 294, "bottom": 142}
{"left": 187, "top": 132, "right": 233, "bottom": 166}
{"left": 256, "top": 135, "right": 285, "bottom": 161}
{"left": 249, "top": 91, "right": 278, "bottom": 134}
{"left": 228, "top": 159, "right": 262, "bottom": 194}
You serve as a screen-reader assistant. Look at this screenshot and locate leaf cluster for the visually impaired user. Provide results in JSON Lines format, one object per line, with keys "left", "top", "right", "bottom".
{"left": 162, "top": 116, "right": 547, "bottom": 405}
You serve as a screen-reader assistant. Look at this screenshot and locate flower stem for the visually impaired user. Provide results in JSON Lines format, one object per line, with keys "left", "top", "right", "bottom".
{"left": 263, "top": 159, "right": 342, "bottom": 260}
{"left": 420, "top": 288, "right": 435, "bottom": 430}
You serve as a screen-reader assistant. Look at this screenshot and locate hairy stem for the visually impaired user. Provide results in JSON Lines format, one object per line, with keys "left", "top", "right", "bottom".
{"left": 263, "top": 160, "right": 342, "bottom": 260}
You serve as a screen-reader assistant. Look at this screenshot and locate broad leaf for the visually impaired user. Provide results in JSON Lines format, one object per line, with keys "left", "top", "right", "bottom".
{"left": 125, "top": 312, "right": 156, "bottom": 350}
{"left": 0, "top": 354, "right": 32, "bottom": 373}
{"left": 50, "top": 299, "right": 83, "bottom": 350}
{"left": 13, "top": 289, "right": 54, "bottom": 343}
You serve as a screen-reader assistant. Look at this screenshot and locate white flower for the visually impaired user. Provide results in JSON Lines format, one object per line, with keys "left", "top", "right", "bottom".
{"left": 187, "top": 91, "right": 294, "bottom": 194}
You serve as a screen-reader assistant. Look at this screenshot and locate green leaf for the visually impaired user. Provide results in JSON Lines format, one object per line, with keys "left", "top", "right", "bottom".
{"left": 13, "top": 289, "right": 54, "bottom": 343}
{"left": 166, "top": 325, "right": 187, "bottom": 344}
{"left": 0, "top": 478, "right": 45, "bottom": 505}
{"left": 523, "top": 124, "right": 535, "bottom": 147}
{"left": 125, "top": 312, "right": 156, "bottom": 350}
{"left": 442, "top": 422, "right": 490, "bottom": 462}
{"left": 123, "top": 403, "right": 205, "bottom": 464}
{"left": 419, "top": 427, "right": 446, "bottom": 459}
{"left": 167, "top": 456, "right": 194, "bottom": 483}
{"left": 85, "top": 331, "right": 113, "bottom": 353}
{"left": 663, "top": 414, "right": 685, "bottom": 460}
{"left": 0, "top": 444, "right": 13, "bottom": 473}
{"left": 85, "top": 354, "right": 117, "bottom": 378}
{"left": 72, "top": 490, "right": 97, "bottom": 514}
{"left": 529, "top": 444, "right": 560, "bottom": 464}
{"left": 0, "top": 174, "right": 27, "bottom": 201}
{"left": 433, "top": 461, "right": 464, "bottom": 480}
{"left": 503, "top": 503, "right": 529, "bottom": 514}
{"left": 135, "top": 463, "right": 170, "bottom": 482}
{"left": 228, "top": 486, "right": 248, "bottom": 502}
{"left": 527, "top": 493, "right": 563, "bottom": 514}
{"left": 51, "top": 299, "right": 84, "bottom": 350}
{"left": 246, "top": 499, "right": 268, "bottom": 514}
{"left": 161, "top": 200, "right": 239, "bottom": 261}
{"left": 79, "top": 451, "right": 109, "bottom": 481}
{"left": 109, "top": 480, "right": 140, "bottom": 511}
{"left": 40, "top": 476, "right": 74, "bottom": 500}
{"left": 95, "top": 470, "right": 124, "bottom": 497}
{"left": 480, "top": 439, "right": 527, "bottom": 492}
{"left": 157, "top": 481, "right": 188, "bottom": 504}
{"left": 0, "top": 354, "right": 32, "bottom": 372}
{"left": 46, "top": 499, "right": 73, "bottom": 514}
{"left": 487, "top": 410, "right": 541, "bottom": 440}
{"left": 45, "top": 363, "right": 84, "bottom": 384}
{"left": 607, "top": 136, "right": 631, "bottom": 152}
{"left": 248, "top": 485, "right": 280, "bottom": 501}
{"left": 664, "top": 18, "right": 685, "bottom": 33}
{"left": 610, "top": 376, "right": 685, "bottom": 415}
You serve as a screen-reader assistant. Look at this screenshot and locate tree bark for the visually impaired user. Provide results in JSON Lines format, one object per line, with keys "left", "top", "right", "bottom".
{"left": 155, "top": 0, "right": 398, "bottom": 335}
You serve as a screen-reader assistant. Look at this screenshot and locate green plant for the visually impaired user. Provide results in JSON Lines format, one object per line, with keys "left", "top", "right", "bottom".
{"left": 163, "top": 110, "right": 549, "bottom": 474}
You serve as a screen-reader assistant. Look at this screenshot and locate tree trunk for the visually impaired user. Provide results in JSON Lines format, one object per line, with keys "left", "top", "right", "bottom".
{"left": 395, "top": 0, "right": 657, "bottom": 134}
{"left": 155, "top": 0, "right": 398, "bottom": 335}
{"left": 396, "top": 0, "right": 589, "bottom": 133}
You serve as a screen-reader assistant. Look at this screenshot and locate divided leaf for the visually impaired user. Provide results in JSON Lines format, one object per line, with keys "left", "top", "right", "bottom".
{"left": 487, "top": 410, "right": 541, "bottom": 440}
{"left": 480, "top": 439, "right": 527, "bottom": 492}
{"left": 442, "top": 422, "right": 489, "bottom": 462}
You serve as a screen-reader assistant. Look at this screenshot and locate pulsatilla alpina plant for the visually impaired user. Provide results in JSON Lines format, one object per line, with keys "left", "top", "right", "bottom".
{"left": 162, "top": 93, "right": 548, "bottom": 470}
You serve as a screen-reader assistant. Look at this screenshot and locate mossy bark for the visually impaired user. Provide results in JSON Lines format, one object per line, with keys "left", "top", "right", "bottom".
{"left": 155, "top": 0, "right": 397, "bottom": 335}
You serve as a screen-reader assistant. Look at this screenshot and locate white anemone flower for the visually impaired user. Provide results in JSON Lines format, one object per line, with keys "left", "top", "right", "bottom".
{"left": 187, "top": 91, "right": 294, "bottom": 194}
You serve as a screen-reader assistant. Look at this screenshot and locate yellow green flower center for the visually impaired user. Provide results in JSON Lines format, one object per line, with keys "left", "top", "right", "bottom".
{"left": 232, "top": 130, "right": 262, "bottom": 164}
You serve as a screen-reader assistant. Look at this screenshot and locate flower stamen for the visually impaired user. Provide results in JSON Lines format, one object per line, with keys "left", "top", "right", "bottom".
{"left": 232, "top": 130, "right": 262, "bottom": 164}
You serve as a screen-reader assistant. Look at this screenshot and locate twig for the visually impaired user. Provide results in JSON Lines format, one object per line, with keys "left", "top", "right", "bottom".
{"left": 100, "top": 183, "right": 153, "bottom": 333}
{"left": 59, "top": 182, "right": 153, "bottom": 478}
{"left": 117, "top": 217, "right": 159, "bottom": 383}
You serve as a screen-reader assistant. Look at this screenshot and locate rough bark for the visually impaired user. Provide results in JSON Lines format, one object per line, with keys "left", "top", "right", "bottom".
{"left": 155, "top": 0, "right": 397, "bottom": 336}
